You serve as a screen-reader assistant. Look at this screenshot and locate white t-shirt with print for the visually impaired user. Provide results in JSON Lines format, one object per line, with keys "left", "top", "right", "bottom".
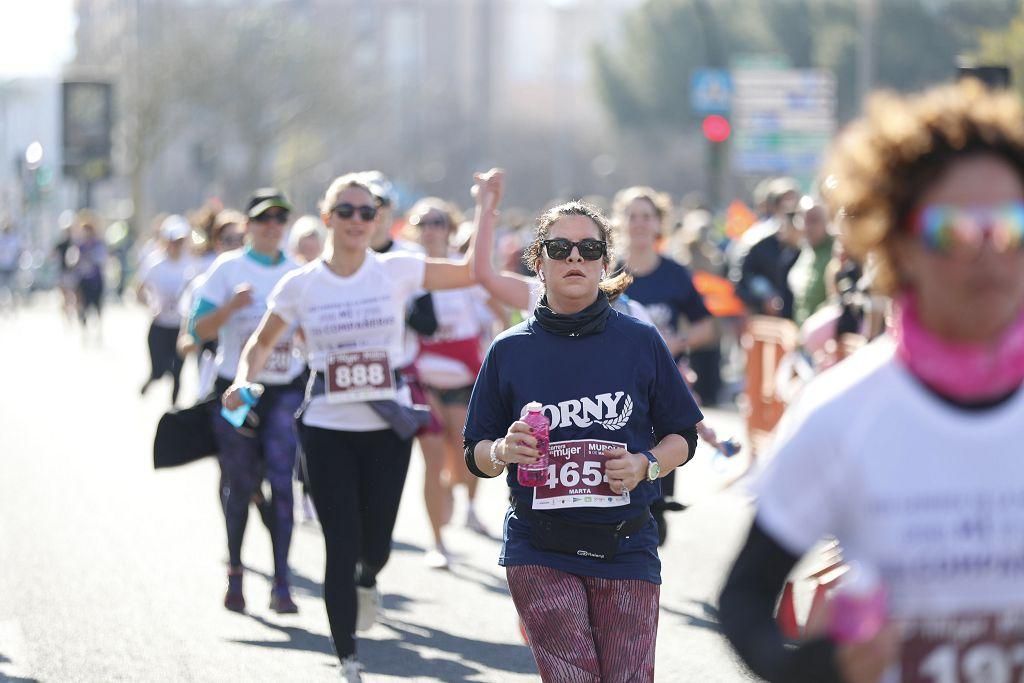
{"left": 138, "top": 255, "right": 197, "bottom": 327}
{"left": 194, "top": 250, "right": 304, "bottom": 384}
{"left": 755, "top": 336, "right": 1024, "bottom": 680}
{"left": 268, "top": 251, "right": 426, "bottom": 431}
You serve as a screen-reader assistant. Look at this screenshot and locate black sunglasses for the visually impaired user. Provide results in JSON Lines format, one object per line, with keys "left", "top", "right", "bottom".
{"left": 541, "top": 238, "right": 607, "bottom": 261}
{"left": 332, "top": 203, "right": 378, "bottom": 222}
{"left": 255, "top": 210, "right": 289, "bottom": 224}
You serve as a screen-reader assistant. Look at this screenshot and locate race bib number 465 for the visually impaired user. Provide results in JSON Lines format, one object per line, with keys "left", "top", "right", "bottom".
{"left": 325, "top": 350, "right": 395, "bottom": 404}
{"left": 901, "top": 612, "right": 1024, "bottom": 683}
{"left": 532, "top": 439, "right": 630, "bottom": 510}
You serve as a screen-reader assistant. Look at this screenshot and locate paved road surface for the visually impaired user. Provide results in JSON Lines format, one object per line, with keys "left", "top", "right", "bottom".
{"left": 0, "top": 299, "right": 760, "bottom": 682}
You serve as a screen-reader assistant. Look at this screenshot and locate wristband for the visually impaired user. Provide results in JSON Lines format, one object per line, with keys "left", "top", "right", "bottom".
{"left": 489, "top": 438, "right": 505, "bottom": 470}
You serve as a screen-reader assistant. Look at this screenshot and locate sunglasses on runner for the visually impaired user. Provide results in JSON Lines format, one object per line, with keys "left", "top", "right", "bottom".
{"left": 218, "top": 233, "right": 244, "bottom": 248}
{"left": 254, "top": 210, "right": 290, "bottom": 224}
{"left": 541, "top": 238, "right": 607, "bottom": 261}
{"left": 410, "top": 215, "right": 449, "bottom": 229}
{"left": 911, "top": 200, "right": 1024, "bottom": 257}
{"left": 332, "top": 203, "right": 378, "bottom": 222}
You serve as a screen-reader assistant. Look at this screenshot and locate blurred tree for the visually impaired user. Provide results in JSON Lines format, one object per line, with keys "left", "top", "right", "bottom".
{"left": 975, "top": 1, "right": 1024, "bottom": 95}
{"left": 116, "top": 2, "right": 364, "bottom": 225}
{"left": 592, "top": 0, "right": 1010, "bottom": 132}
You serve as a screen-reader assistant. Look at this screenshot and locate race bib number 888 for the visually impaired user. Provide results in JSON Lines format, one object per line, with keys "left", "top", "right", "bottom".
{"left": 325, "top": 349, "right": 396, "bottom": 403}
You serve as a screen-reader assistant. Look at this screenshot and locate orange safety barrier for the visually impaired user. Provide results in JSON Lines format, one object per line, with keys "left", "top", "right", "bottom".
{"left": 692, "top": 271, "right": 746, "bottom": 318}
{"left": 742, "top": 316, "right": 800, "bottom": 458}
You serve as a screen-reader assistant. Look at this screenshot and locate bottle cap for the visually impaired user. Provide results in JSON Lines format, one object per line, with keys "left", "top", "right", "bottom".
{"left": 524, "top": 401, "right": 543, "bottom": 413}
{"left": 248, "top": 383, "right": 265, "bottom": 399}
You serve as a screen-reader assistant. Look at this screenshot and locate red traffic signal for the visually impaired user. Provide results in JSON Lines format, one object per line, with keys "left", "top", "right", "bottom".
{"left": 702, "top": 114, "right": 731, "bottom": 143}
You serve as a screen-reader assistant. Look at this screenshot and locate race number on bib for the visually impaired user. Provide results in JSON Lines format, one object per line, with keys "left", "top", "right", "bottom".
{"left": 901, "top": 612, "right": 1024, "bottom": 683}
{"left": 325, "top": 349, "right": 395, "bottom": 403}
{"left": 532, "top": 439, "right": 630, "bottom": 510}
{"left": 261, "top": 341, "right": 294, "bottom": 379}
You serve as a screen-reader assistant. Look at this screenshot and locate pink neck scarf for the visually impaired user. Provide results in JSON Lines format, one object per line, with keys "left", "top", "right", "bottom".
{"left": 893, "top": 294, "right": 1024, "bottom": 402}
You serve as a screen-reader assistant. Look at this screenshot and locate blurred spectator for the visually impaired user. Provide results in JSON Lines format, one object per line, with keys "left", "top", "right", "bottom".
{"left": 53, "top": 224, "right": 77, "bottom": 320}
{"left": 730, "top": 177, "right": 802, "bottom": 318}
{"left": 288, "top": 214, "right": 327, "bottom": 264}
{"left": 74, "top": 213, "right": 108, "bottom": 334}
{"left": 669, "top": 209, "right": 726, "bottom": 276}
{"left": 0, "top": 223, "right": 24, "bottom": 310}
{"left": 788, "top": 196, "right": 835, "bottom": 325}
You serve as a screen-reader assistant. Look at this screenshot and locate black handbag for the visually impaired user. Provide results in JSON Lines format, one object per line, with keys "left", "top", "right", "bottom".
{"left": 153, "top": 397, "right": 219, "bottom": 469}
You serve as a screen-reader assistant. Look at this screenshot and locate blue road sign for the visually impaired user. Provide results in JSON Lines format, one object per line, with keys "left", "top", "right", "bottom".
{"left": 691, "top": 69, "right": 733, "bottom": 115}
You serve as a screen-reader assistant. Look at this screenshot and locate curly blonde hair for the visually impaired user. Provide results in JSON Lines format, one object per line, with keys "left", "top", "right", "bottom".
{"left": 821, "top": 79, "right": 1024, "bottom": 295}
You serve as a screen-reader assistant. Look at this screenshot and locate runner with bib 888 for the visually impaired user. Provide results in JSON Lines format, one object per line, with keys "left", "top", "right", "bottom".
{"left": 221, "top": 172, "right": 479, "bottom": 683}
{"left": 719, "top": 81, "right": 1024, "bottom": 683}
{"left": 463, "top": 170, "right": 702, "bottom": 682}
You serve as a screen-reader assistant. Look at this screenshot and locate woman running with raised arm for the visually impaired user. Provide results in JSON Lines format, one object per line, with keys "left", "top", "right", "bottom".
{"left": 222, "top": 172, "right": 477, "bottom": 682}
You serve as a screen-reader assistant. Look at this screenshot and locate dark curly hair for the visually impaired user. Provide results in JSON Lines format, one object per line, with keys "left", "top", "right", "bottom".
{"left": 821, "top": 79, "right": 1024, "bottom": 295}
{"left": 523, "top": 201, "right": 633, "bottom": 299}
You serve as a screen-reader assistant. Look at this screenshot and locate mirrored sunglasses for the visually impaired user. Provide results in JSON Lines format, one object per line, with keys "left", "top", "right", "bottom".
{"left": 912, "top": 200, "right": 1024, "bottom": 257}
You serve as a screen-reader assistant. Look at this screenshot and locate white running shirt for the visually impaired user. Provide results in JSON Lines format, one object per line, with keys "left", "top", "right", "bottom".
{"left": 755, "top": 336, "right": 1024, "bottom": 681}
{"left": 194, "top": 250, "right": 304, "bottom": 384}
{"left": 268, "top": 252, "right": 426, "bottom": 431}
{"left": 138, "top": 255, "right": 197, "bottom": 327}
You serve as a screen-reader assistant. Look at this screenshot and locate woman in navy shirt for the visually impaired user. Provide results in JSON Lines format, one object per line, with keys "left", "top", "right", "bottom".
{"left": 464, "top": 174, "right": 702, "bottom": 682}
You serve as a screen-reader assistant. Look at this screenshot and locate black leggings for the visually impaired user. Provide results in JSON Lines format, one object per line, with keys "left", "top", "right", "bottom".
{"left": 146, "top": 322, "right": 183, "bottom": 403}
{"left": 302, "top": 425, "right": 412, "bottom": 660}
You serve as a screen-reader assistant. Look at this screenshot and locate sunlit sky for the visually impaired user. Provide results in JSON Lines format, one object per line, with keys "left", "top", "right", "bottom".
{"left": 0, "top": 0, "right": 76, "bottom": 79}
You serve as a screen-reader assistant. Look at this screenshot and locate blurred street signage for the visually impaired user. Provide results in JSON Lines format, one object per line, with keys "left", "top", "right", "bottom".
{"left": 731, "top": 68, "right": 836, "bottom": 176}
{"left": 690, "top": 68, "right": 733, "bottom": 115}
{"left": 62, "top": 80, "right": 114, "bottom": 182}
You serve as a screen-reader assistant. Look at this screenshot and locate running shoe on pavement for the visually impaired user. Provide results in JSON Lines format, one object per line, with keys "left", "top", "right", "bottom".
{"left": 224, "top": 570, "right": 245, "bottom": 612}
{"left": 355, "top": 585, "right": 380, "bottom": 632}
{"left": 269, "top": 580, "right": 298, "bottom": 614}
{"left": 339, "top": 655, "right": 364, "bottom": 682}
{"left": 424, "top": 545, "right": 451, "bottom": 570}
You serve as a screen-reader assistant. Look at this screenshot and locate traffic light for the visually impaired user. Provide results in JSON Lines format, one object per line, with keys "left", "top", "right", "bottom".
{"left": 702, "top": 114, "right": 731, "bottom": 143}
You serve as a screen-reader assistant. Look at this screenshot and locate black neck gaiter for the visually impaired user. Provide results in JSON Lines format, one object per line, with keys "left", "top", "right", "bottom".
{"left": 534, "top": 292, "right": 611, "bottom": 337}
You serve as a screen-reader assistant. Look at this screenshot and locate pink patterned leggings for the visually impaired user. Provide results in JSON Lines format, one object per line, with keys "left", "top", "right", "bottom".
{"left": 506, "top": 565, "right": 660, "bottom": 682}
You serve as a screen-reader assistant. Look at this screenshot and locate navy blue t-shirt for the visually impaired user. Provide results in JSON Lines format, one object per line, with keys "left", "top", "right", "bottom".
{"left": 463, "top": 310, "right": 703, "bottom": 583}
{"left": 625, "top": 256, "right": 711, "bottom": 335}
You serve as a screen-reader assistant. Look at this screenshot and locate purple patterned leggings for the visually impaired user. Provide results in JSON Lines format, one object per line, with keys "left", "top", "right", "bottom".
{"left": 506, "top": 565, "right": 660, "bottom": 682}
{"left": 211, "top": 387, "right": 303, "bottom": 581}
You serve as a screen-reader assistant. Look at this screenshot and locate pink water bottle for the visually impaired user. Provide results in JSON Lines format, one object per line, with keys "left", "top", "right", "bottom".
{"left": 518, "top": 402, "right": 550, "bottom": 487}
{"left": 828, "top": 561, "right": 888, "bottom": 643}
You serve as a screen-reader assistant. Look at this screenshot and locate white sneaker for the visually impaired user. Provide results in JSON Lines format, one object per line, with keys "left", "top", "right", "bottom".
{"left": 355, "top": 586, "right": 380, "bottom": 632}
{"left": 339, "top": 655, "right": 364, "bottom": 682}
{"left": 301, "top": 494, "right": 318, "bottom": 524}
{"left": 424, "top": 546, "right": 451, "bottom": 570}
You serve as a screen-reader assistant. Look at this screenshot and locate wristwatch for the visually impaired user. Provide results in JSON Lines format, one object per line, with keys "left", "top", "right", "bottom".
{"left": 641, "top": 450, "right": 660, "bottom": 482}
